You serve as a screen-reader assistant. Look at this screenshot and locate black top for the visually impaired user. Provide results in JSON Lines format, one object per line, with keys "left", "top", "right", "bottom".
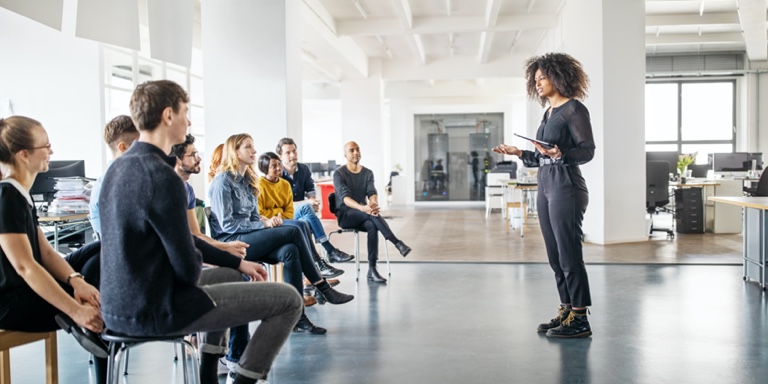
{"left": 519, "top": 99, "right": 595, "bottom": 168}
{"left": 100, "top": 142, "right": 241, "bottom": 336}
{"left": 0, "top": 180, "right": 41, "bottom": 293}
{"left": 281, "top": 163, "right": 316, "bottom": 202}
{"left": 333, "top": 166, "right": 376, "bottom": 212}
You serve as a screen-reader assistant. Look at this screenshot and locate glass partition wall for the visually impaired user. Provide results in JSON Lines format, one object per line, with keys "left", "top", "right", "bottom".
{"left": 414, "top": 113, "right": 504, "bottom": 202}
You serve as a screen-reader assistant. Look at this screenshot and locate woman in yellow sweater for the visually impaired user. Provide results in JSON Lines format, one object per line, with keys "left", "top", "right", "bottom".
{"left": 257, "top": 152, "right": 343, "bottom": 281}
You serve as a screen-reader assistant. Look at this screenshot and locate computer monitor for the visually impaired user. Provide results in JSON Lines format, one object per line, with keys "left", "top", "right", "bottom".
{"left": 747, "top": 153, "right": 763, "bottom": 171}
{"left": 327, "top": 160, "right": 337, "bottom": 173}
{"left": 645, "top": 151, "right": 679, "bottom": 176}
{"left": 308, "top": 162, "right": 324, "bottom": 175}
{"left": 30, "top": 160, "right": 86, "bottom": 203}
{"left": 713, "top": 153, "right": 750, "bottom": 175}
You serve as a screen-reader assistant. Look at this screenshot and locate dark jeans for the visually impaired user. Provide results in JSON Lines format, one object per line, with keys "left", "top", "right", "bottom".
{"left": 0, "top": 241, "right": 105, "bottom": 383}
{"left": 216, "top": 226, "right": 323, "bottom": 294}
{"left": 177, "top": 267, "right": 302, "bottom": 380}
{"left": 336, "top": 208, "right": 398, "bottom": 264}
{"left": 537, "top": 164, "right": 592, "bottom": 307}
{"left": 283, "top": 219, "right": 321, "bottom": 261}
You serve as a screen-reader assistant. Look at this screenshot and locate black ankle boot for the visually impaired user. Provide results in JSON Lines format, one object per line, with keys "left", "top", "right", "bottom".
{"left": 315, "top": 280, "right": 354, "bottom": 304}
{"left": 294, "top": 313, "right": 327, "bottom": 335}
{"left": 314, "top": 256, "right": 344, "bottom": 278}
{"left": 537, "top": 305, "right": 571, "bottom": 333}
{"left": 394, "top": 241, "right": 411, "bottom": 257}
{"left": 199, "top": 352, "right": 221, "bottom": 384}
{"left": 545, "top": 311, "right": 591, "bottom": 338}
{"left": 367, "top": 266, "right": 387, "bottom": 283}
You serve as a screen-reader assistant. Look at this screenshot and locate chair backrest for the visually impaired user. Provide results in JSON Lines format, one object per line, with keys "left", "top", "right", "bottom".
{"left": 328, "top": 192, "right": 337, "bottom": 215}
{"left": 756, "top": 171, "right": 768, "bottom": 196}
{"left": 646, "top": 161, "right": 670, "bottom": 210}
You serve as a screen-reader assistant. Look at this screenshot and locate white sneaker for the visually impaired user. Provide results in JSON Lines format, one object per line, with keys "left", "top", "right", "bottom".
{"left": 217, "top": 358, "right": 231, "bottom": 376}
{"left": 226, "top": 371, "right": 270, "bottom": 384}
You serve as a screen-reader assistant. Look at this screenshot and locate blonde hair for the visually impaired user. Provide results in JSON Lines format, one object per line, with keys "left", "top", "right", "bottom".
{"left": 207, "top": 143, "right": 224, "bottom": 182}
{"left": 220, "top": 134, "right": 259, "bottom": 196}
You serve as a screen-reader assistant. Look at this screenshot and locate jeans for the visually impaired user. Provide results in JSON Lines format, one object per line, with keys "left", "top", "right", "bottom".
{"left": 294, "top": 203, "right": 328, "bottom": 243}
{"left": 216, "top": 226, "right": 324, "bottom": 294}
{"left": 282, "top": 219, "right": 321, "bottom": 260}
{"left": 177, "top": 267, "right": 302, "bottom": 380}
{"left": 336, "top": 208, "right": 399, "bottom": 263}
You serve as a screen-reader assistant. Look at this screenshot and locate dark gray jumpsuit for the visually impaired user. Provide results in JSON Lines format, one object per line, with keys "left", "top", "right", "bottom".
{"left": 519, "top": 99, "right": 595, "bottom": 307}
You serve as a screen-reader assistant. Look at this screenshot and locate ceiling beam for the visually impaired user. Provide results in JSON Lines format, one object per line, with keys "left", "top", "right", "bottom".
{"left": 646, "top": 12, "right": 740, "bottom": 27}
{"left": 390, "top": 0, "right": 426, "bottom": 64}
{"left": 645, "top": 32, "right": 744, "bottom": 45}
{"left": 381, "top": 55, "right": 529, "bottom": 81}
{"left": 736, "top": 0, "right": 767, "bottom": 61}
{"left": 301, "top": 0, "right": 337, "bottom": 34}
{"left": 337, "top": 14, "right": 558, "bottom": 36}
{"left": 478, "top": 0, "right": 502, "bottom": 64}
{"left": 301, "top": 1, "right": 368, "bottom": 77}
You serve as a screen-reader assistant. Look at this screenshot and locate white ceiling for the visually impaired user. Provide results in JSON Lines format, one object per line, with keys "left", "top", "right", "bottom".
{"left": 298, "top": 0, "right": 768, "bottom": 84}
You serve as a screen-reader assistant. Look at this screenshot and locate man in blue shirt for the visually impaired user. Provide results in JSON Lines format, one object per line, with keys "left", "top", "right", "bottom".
{"left": 277, "top": 138, "right": 353, "bottom": 263}
{"left": 89, "top": 115, "right": 138, "bottom": 236}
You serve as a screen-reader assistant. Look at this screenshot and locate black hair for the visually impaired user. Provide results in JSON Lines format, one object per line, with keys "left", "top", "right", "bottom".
{"left": 258, "top": 152, "right": 281, "bottom": 174}
{"left": 170, "top": 134, "right": 195, "bottom": 159}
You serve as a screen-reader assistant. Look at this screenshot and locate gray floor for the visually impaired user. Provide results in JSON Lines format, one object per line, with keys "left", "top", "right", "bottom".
{"left": 7, "top": 262, "right": 768, "bottom": 384}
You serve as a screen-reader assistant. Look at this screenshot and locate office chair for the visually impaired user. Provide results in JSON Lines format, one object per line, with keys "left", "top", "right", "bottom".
{"left": 327, "top": 192, "right": 390, "bottom": 281}
{"left": 646, "top": 161, "right": 675, "bottom": 238}
{"left": 743, "top": 171, "right": 768, "bottom": 196}
{"left": 485, "top": 173, "right": 508, "bottom": 218}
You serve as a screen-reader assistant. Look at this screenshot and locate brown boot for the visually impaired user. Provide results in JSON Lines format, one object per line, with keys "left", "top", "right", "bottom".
{"left": 303, "top": 295, "right": 318, "bottom": 307}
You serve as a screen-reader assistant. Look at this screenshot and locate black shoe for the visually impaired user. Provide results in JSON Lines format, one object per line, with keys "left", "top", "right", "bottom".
{"left": 545, "top": 312, "right": 592, "bottom": 338}
{"left": 54, "top": 314, "right": 109, "bottom": 358}
{"left": 394, "top": 241, "right": 411, "bottom": 257}
{"left": 537, "top": 305, "right": 570, "bottom": 333}
{"left": 314, "top": 287, "right": 327, "bottom": 305}
{"left": 316, "top": 283, "right": 354, "bottom": 304}
{"left": 315, "top": 258, "right": 344, "bottom": 278}
{"left": 367, "top": 266, "right": 387, "bottom": 283}
{"left": 294, "top": 313, "right": 327, "bottom": 335}
{"left": 328, "top": 249, "right": 354, "bottom": 263}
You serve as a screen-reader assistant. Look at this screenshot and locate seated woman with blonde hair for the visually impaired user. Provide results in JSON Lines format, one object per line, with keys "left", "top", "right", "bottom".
{"left": 208, "top": 134, "right": 353, "bottom": 335}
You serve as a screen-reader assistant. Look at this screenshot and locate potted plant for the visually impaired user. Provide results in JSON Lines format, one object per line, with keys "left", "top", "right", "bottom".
{"left": 677, "top": 152, "right": 697, "bottom": 177}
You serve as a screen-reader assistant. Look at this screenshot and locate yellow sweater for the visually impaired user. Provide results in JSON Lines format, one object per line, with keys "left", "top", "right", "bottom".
{"left": 257, "top": 176, "right": 294, "bottom": 219}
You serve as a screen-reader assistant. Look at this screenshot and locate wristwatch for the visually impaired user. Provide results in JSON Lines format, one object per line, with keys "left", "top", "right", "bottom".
{"left": 67, "top": 272, "right": 84, "bottom": 285}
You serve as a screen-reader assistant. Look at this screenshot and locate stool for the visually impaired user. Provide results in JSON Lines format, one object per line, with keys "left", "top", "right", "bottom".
{"left": 328, "top": 228, "right": 390, "bottom": 281}
{"left": 264, "top": 262, "right": 284, "bottom": 283}
{"left": 505, "top": 200, "right": 527, "bottom": 237}
{"left": 0, "top": 330, "right": 58, "bottom": 384}
{"left": 102, "top": 331, "right": 199, "bottom": 384}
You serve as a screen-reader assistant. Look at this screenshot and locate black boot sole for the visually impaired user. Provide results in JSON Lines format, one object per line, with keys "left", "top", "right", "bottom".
{"left": 55, "top": 314, "right": 109, "bottom": 358}
{"left": 546, "top": 330, "right": 592, "bottom": 338}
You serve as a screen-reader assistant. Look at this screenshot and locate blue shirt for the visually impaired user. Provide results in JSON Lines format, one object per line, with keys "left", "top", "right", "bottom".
{"left": 185, "top": 182, "right": 196, "bottom": 210}
{"left": 208, "top": 171, "right": 264, "bottom": 239}
{"left": 89, "top": 161, "right": 113, "bottom": 235}
{"left": 281, "top": 163, "right": 316, "bottom": 202}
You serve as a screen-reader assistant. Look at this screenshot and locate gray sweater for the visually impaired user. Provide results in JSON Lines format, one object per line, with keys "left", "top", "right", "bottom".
{"left": 100, "top": 142, "right": 240, "bottom": 336}
{"left": 333, "top": 165, "right": 376, "bottom": 212}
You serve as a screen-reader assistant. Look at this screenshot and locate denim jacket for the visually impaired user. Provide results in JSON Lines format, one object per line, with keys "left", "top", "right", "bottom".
{"left": 208, "top": 171, "right": 264, "bottom": 238}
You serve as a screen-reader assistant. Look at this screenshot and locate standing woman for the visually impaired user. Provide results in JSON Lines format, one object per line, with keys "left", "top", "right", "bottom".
{"left": 493, "top": 53, "right": 595, "bottom": 338}
{"left": 0, "top": 116, "right": 109, "bottom": 381}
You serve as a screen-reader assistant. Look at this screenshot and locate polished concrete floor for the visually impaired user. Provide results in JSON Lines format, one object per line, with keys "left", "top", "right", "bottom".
{"left": 7, "top": 262, "right": 768, "bottom": 384}
{"left": 6, "top": 208, "right": 764, "bottom": 383}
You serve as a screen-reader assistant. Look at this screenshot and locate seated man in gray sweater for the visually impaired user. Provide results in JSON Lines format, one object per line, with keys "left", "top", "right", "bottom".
{"left": 99, "top": 80, "right": 301, "bottom": 384}
{"left": 333, "top": 141, "right": 412, "bottom": 283}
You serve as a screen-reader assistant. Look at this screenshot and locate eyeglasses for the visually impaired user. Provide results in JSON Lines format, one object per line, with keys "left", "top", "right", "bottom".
{"left": 185, "top": 151, "right": 201, "bottom": 159}
{"left": 28, "top": 143, "right": 52, "bottom": 151}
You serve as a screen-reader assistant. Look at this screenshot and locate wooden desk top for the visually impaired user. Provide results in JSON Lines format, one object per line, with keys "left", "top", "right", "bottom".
{"left": 672, "top": 181, "right": 721, "bottom": 187}
{"left": 708, "top": 196, "right": 768, "bottom": 210}
{"left": 37, "top": 212, "right": 89, "bottom": 222}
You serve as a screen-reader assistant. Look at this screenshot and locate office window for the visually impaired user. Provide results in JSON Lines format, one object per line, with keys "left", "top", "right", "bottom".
{"left": 413, "top": 113, "right": 504, "bottom": 202}
{"left": 645, "top": 80, "right": 735, "bottom": 165}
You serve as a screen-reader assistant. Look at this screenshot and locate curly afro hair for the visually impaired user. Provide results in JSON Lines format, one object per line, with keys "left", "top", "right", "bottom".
{"left": 524, "top": 53, "right": 589, "bottom": 107}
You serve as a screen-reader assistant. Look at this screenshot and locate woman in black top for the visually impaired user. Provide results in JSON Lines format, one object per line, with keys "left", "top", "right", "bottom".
{"left": 493, "top": 53, "right": 595, "bottom": 338}
{"left": 0, "top": 116, "right": 108, "bottom": 381}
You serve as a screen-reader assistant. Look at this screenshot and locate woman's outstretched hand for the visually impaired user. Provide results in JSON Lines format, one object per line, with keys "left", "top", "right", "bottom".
{"left": 492, "top": 144, "right": 521, "bottom": 157}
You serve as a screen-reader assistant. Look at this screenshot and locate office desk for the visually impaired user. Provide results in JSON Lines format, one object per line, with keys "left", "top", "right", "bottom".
{"left": 709, "top": 196, "right": 768, "bottom": 289}
{"left": 498, "top": 180, "right": 538, "bottom": 237}
{"left": 38, "top": 212, "right": 90, "bottom": 251}
{"left": 671, "top": 179, "right": 741, "bottom": 233}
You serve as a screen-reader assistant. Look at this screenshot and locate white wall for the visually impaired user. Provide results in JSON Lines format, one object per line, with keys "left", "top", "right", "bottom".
{"left": 0, "top": 6, "right": 103, "bottom": 178}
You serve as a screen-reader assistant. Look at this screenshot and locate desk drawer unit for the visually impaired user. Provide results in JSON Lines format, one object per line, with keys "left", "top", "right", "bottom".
{"left": 675, "top": 188, "right": 705, "bottom": 233}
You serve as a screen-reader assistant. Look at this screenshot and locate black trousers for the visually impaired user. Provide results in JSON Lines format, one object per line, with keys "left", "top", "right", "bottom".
{"left": 336, "top": 208, "right": 398, "bottom": 264}
{"left": 537, "top": 164, "right": 592, "bottom": 307}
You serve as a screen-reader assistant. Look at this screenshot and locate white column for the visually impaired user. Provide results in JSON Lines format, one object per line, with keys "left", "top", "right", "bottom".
{"left": 560, "top": 0, "right": 647, "bottom": 244}
{"left": 340, "top": 60, "right": 389, "bottom": 194}
{"left": 201, "top": 0, "right": 302, "bottom": 158}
